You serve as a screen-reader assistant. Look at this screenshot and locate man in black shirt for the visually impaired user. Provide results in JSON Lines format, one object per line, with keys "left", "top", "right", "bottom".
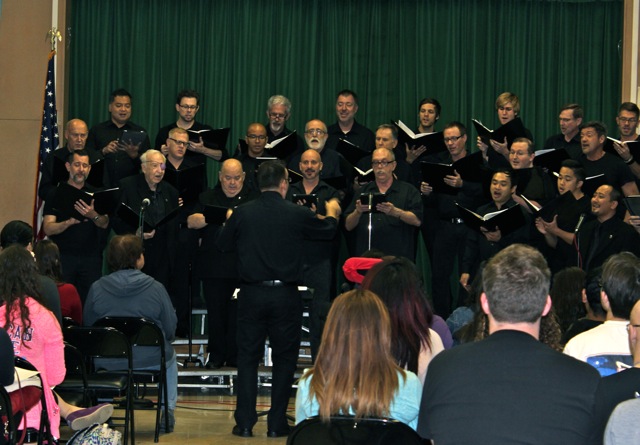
{"left": 324, "top": 89, "right": 375, "bottom": 153}
{"left": 155, "top": 89, "right": 226, "bottom": 165}
{"left": 217, "top": 161, "right": 339, "bottom": 438}
{"left": 264, "top": 95, "right": 304, "bottom": 155}
{"left": 233, "top": 123, "right": 268, "bottom": 193}
{"left": 543, "top": 103, "right": 583, "bottom": 153}
{"left": 86, "top": 88, "right": 151, "bottom": 187}
{"left": 188, "top": 158, "right": 258, "bottom": 369}
{"left": 43, "top": 150, "right": 110, "bottom": 301}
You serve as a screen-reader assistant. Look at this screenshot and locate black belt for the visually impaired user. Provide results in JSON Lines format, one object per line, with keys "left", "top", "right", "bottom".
{"left": 242, "top": 280, "right": 296, "bottom": 287}
{"left": 442, "top": 218, "right": 464, "bottom": 224}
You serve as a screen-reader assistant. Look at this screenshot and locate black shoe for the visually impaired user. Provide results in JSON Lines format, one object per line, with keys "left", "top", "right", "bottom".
{"left": 232, "top": 425, "right": 253, "bottom": 437}
{"left": 267, "top": 425, "right": 292, "bottom": 438}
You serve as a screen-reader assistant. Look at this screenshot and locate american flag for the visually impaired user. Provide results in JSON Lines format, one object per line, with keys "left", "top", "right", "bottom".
{"left": 33, "top": 51, "right": 60, "bottom": 240}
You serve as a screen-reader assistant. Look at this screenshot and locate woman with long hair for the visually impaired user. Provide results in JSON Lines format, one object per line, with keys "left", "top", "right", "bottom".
{"left": 34, "top": 239, "right": 83, "bottom": 325}
{"left": 361, "top": 257, "right": 444, "bottom": 384}
{"left": 295, "top": 289, "right": 421, "bottom": 429}
{"left": 0, "top": 245, "right": 65, "bottom": 438}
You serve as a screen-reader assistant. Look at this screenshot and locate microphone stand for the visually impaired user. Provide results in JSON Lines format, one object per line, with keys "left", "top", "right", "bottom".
{"left": 366, "top": 193, "right": 373, "bottom": 250}
{"left": 183, "top": 262, "right": 203, "bottom": 367}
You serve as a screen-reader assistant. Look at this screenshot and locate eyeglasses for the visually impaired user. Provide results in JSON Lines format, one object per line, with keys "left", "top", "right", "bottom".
{"left": 444, "top": 136, "right": 463, "bottom": 143}
{"left": 143, "top": 161, "right": 166, "bottom": 170}
{"left": 247, "top": 134, "right": 267, "bottom": 141}
{"left": 179, "top": 104, "right": 199, "bottom": 111}
{"left": 618, "top": 117, "right": 638, "bottom": 124}
{"left": 371, "top": 160, "right": 395, "bottom": 167}
{"left": 627, "top": 323, "right": 640, "bottom": 332}
{"left": 169, "top": 138, "right": 189, "bottom": 147}
{"left": 269, "top": 112, "right": 287, "bottom": 120}
{"left": 305, "top": 129, "right": 327, "bottom": 136}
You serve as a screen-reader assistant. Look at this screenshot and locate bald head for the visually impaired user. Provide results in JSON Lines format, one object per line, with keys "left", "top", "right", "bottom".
{"left": 245, "top": 123, "right": 267, "bottom": 157}
{"left": 219, "top": 158, "right": 245, "bottom": 197}
{"left": 65, "top": 119, "right": 89, "bottom": 151}
{"left": 300, "top": 149, "right": 323, "bottom": 181}
{"left": 629, "top": 300, "right": 640, "bottom": 362}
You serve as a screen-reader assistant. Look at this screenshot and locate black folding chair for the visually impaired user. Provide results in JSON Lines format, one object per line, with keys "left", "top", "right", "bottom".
{"left": 64, "top": 326, "right": 135, "bottom": 445}
{"left": 0, "top": 386, "right": 16, "bottom": 445}
{"left": 93, "top": 317, "right": 169, "bottom": 443}
{"left": 13, "top": 357, "right": 53, "bottom": 445}
{"left": 287, "top": 415, "right": 430, "bottom": 445}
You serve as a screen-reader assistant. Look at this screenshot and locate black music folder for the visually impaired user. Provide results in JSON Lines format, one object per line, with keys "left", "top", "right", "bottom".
{"left": 51, "top": 184, "right": 120, "bottom": 220}
{"left": 187, "top": 127, "right": 230, "bottom": 149}
{"left": 456, "top": 203, "right": 526, "bottom": 236}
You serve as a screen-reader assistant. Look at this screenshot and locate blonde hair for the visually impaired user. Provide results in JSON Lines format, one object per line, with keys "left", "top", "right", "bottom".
{"left": 303, "top": 289, "right": 405, "bottom": 420}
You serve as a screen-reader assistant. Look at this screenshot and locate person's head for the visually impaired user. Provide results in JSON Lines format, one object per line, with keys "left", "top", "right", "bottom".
{"left": 601, "top": 252, "right": 640, "bottom": 319}
{"left": 371, "top": 148, "right": 396, "bottom": 185}
{"left": 65, "top": 149, "right": 91, "bottom": 186}
{"left": 304, "top": 119, "right": 329, "bottom": 152}
{"left": 108, "top": 88, "right": 132, "bottom": 126}
{"left": 309, "top": 289, "right": 402, "bottom": 420}
{"left": 335, "top": 89, "right": 358, "bottom": 125}
{"left": 375, "top": 124, "right": 398, "bottom": 150}
{"left": 0, "top": 221, "right": 34, "bottom": 250}
{"left": 266, "top": 95, "right": 291, "bottom": 134}
{"left": 299, "top": 149, "right": 323, "bottom": 181}
{"left": 495, "top": 92, "right": 520, "bottom": 124}
{"left": 166, "top": 127, "right": 189, "bottom": 161}
{"left": 580, "top": 121, "right": 607, "bottom": 157}
{"left": 175, "top": 89, "right": 200, "bottom": 123}
{"left": 481, "top": 244, "right": 551, "bottom": 325}
{"left": 591, "top": 184, "right": 619, "bottom": 222}
{"left": 616, "top": 102, "right": 639, "bottom": 139}
{"left": 550, "top": 267, "right": 587, "bottom": 331}
{"left": 627, "top": 299, "right": 640, "bottom": 360}
{"left": 218, "top": 159, "right": 245, "bottom": 198}
{"left": 140, "top": 149, "right": 167, "bottom": 189}
{"left": 584, "top": 267, "right": 606, "bottom": 318}
{"left": 33, "top": 239, "right": 63, "bottom": 283}
{"left": 418, "top": 98, "right": 441, "bottom": 130}
{"left": 64, "top": 119, "right": 89, "bottom": 151}
{"left": 257, "top": 160, "right": 288, "bottom": 196}
{"left": 361, "top": 257, "right": 434, "bottom": 373}
{"left": 245, "top": 123, "right": 267, "bottom": 157}
{"left": 490, "top": 170, "right": 515, "bottom": 206}
{"left": 0, "top": 245, "right": 41, "bottom": 333}
{"left": 442, "top": 121, "right": 467, "bottom": 158}
{"left": 509, "top": 138, "right": 534, "bottom": 170}
{"left": 107, "top": 234, "right": 145, "bottom": 272}
{"left": 557, "top": 159, "right": 585, "bottom": 196}
{"left": 558, "top": 104, "right": 583, "bottom": 138}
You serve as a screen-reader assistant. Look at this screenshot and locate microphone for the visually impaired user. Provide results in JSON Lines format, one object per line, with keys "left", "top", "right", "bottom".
{"left": 574, "top": 213, "right": 586, "bottom": 233}
{"left": 141, "top": 198, "right": 151, "bottom": 209}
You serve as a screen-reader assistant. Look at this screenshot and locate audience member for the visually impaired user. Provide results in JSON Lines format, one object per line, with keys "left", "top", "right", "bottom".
{"left": 551, "top": 267, "right": 587, "bottom": 333}
{"left": 594, "top": 298, "right": 640, "bottom": 441}
{"left": 562, "top": 267, "right": 606, "bottom": 344}
{"left": 361, "top": 257, "right": 444, "bottom": 384}
{"left": 418, "top": 244, "right": 600, "bottom": 444}
{"left": 295, "top": 289, "right": 421, "bottom": 429}
{"left": 564, "top": 252, "right": 640, "bottom": 375}
{"left": 34, "top": 239, "right": 83, "bottom": 325}
{"left": 83, "top": 234, "right": 178, "bottom": 433}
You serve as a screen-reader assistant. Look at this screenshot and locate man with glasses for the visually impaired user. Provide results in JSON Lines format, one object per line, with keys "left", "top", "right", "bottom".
{"left": 164, "top": 128, "right": 207, "bottom": 336}
{"left": 565, "top": 252, "right": 640, "bottom": 376}
{"left": 264, "top": 95, "right": 304, "bottom": 156}
{"left": 112, "top": 149, "right": 179, "bottom": 291}
{"left": 420, "top": 122, "right": 484, "bottom": 317}
{"left": 611, "top": 102, "right": 640, "bottom": 182}
{"left": 43, "top": 149, "right": 110, "bottom": 302}
{"left": 542, "top": 103, "right": 583, "bottom": 154}
{"left": 86, "top": 88, "right": 151, "bottom": 187}
{"left": 345, "top": 147, "right": 422, "bottom": 260}
{"left": 234, "top": 123, "right": 269, "bottom": 192}
{"left": 155, "top": 89, "right": 225, "bottom": 165}
{"left": 288, "top": 119, "right": 343, "bottom": 179}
